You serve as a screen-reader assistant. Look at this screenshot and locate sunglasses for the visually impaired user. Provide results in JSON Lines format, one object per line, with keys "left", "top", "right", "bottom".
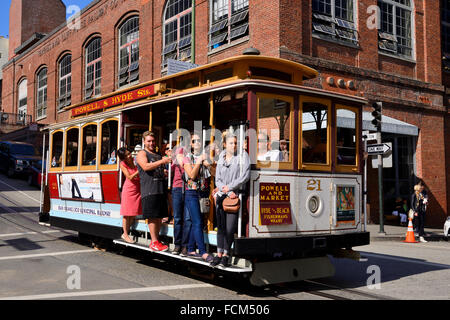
{"left": 191, "top": 139, "right": 201, "bottom": 143}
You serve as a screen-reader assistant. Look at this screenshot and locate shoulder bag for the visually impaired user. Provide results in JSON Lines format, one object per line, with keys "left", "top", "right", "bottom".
{"left": 223, "top": 196, "right": 240, "bottom": 213}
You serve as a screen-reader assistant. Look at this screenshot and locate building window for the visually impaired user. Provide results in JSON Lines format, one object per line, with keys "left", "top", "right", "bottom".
{"left": 58, "top": 55, "right": 72, "bottom": 110}
{"left": 118, "top": 16, "right": 139, "bottom": 88}
{"left": 311, "top": 0, "right": 358, "bottom": 45}
{"left": 162, "top": 0, "right": 193, "bottom": 69}
{"left": 85, "top": 38, "right": 102, "bottom": 100}
{"left": 378, "top": 0, "right": 413, "bottom": 57}
{"left": 17, "top": 79, "right": 27, "bottom": 120}
{"left": 36, "top": 68, "right": 47, "bottom": 119}
{"left": 442, "top": 0, "right": 450, "bottom": 72}
{"left": 209, "top": 0, "right": 249, "bottom": 50}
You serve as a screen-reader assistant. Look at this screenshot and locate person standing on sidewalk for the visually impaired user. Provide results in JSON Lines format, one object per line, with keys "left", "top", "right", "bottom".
{"left": 137, "top": 131, "right": 172, "bottom": 251}
{"left": 411, "top": 184, "right": 427, "bottom": 243}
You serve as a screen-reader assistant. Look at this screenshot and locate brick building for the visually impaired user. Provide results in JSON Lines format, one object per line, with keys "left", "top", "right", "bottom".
{"left": 1, "top": 0, "right": 448, "bottom": 226}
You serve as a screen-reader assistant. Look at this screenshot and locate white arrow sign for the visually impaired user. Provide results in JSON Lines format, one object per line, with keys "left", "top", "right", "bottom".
{"left": 367, "top": 143, "right": 391, "bottom": 155}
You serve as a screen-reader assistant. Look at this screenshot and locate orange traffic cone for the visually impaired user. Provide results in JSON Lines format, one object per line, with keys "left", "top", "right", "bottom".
{"left": 403, "top": 218, "right": 418, "bottom": 243}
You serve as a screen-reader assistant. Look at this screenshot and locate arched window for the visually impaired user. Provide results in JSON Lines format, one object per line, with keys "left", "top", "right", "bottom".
{"left": 85, "top": 38, "right": 102, "bottom": 100}
{"left": 58, "top": 54, "right": 72, "bottom": 110}
{"left": 118, "top": 16, "right": 139, "bottom": 88}
{"left": 162, "top": 0, "right": 193, "bottom": 69}
{"left": 51, "top": 131, "right": 63, "bottom": 168}
{"left": 18, "top": 79, "right": 27, "bottom": 119}
{"left": 100, "top": 119, "right": 119, "bottom": 166}
{"left": 36, "top": 67, "right": 47, "bottom": 119}
{"left": 209, "top": 0, "right": 249, "bottom": 50}
{"left": 81, "top": 123, "right": 97, "bottom": 166}
{"left": 65, "top": 127, "right": 79, "bottom": 168}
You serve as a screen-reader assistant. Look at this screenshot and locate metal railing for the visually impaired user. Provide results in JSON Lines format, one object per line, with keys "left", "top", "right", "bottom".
{"left": 0, "top": 112, "right": 33, "bottom": 127}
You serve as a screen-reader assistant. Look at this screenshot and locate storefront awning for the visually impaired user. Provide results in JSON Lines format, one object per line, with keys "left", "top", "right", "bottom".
{"left": 337, "top": 110, "right": 418, "bottom": 136}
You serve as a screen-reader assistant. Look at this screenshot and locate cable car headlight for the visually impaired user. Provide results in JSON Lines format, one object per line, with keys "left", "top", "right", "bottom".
{"left": 309, "top": 196, "right": 319, "bottom": 213}
{"left": 306, "top": 194, "right": 323, "bottom": 217}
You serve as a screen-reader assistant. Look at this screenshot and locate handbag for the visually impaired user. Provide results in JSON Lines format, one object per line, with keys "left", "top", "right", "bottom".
{"left": 408, "top": 208, "right": 415, "bottom": 220}
{"left": 199, "top": 197, "right": 210, "bottom": 214}
{"left": 223, "top": 196, "right": 240, "bottom": 213}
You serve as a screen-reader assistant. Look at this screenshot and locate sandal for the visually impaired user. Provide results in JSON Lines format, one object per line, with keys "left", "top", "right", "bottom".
{"left": 121, "top": 234, "right": 135, "bottom": 244}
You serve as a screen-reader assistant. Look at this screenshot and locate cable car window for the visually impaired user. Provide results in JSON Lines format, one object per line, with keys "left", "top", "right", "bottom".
{"left": 101, "top": 120, "right": 118, "bottom": 165}
{"left": 257, "top": 97, "right": 291, "bottom": 163}
{"left": 336, "top": 108, "right": 356, "bottom": 166}
{"left": 66, "top": 128, "right": 79, "bottom": 167}
{"left": 51, "top": 131, "right": 63, "bottom": 168}
{"left": 82, "top": 124, "right": 97, "bottom": 166}
{"left": 302, "top": 102, "right": 328, "bottom": 164}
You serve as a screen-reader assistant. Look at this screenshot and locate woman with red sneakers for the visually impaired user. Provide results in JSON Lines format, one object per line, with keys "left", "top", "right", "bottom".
{"left": 136, "top": 131, "right": 172, "bottom": 251}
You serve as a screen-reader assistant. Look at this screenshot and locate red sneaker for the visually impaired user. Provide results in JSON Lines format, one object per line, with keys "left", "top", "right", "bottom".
{"left": 150, "top": 241, "right": 168, "bottom": 252}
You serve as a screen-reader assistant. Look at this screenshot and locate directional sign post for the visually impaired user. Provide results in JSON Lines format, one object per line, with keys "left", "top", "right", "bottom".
{"left": 371, "top": 142, "right": 392, "bottom": 168}
{"left": 367, "top": 143, "right": 391, "bottom": 155}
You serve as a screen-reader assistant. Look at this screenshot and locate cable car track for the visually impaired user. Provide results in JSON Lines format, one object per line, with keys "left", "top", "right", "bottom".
{"left": 265, "top": 279, "right": 396, "bottom": 300}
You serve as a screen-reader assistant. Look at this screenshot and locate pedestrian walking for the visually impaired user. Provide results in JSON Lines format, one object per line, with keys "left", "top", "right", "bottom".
{"left": 411, "top": 184, "right": 427, "bottom": 243}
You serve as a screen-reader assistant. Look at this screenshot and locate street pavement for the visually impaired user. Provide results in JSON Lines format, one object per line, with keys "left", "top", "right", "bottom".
{"left": 365, "top": 223, "right": 446, "bottom": 242}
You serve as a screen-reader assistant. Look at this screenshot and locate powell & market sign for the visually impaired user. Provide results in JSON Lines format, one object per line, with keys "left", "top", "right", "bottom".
{"left": 71, "top": 83, "right": 163, "bottom": 116}
{"left": 259, "top": 182, "right": 292, "bottom": 225}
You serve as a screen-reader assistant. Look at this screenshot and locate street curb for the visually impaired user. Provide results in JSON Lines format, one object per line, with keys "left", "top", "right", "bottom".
{"left": 370, "top": 235, "right": 447, "bottom": 242}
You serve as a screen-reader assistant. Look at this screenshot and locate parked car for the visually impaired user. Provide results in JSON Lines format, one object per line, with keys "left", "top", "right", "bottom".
{"left": 444, "top": 217, "right": 450, "bottom": 238}
{"left": 27, "top": 159, "right": 46, "bottom": 188}
{"left": 0, "top": 141, "right": 41, "bottom": 178}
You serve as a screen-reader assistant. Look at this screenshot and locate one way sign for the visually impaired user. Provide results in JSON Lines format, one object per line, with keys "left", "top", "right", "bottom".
{"left": 367, "top": 143, "right": 391, "bottom": 155}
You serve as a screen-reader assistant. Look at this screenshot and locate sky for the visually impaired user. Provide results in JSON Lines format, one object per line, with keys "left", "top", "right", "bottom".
{"left": 0, "top": 0, "right": 94, "bottom": 38}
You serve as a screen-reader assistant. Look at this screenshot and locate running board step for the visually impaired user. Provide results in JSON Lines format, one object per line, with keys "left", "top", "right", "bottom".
{"left": 113, "top": 239, "right": 253, "bottom": 273}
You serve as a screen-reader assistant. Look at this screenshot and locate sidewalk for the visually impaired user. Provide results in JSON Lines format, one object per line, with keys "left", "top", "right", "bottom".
{"left": 365, "top": 223, "right": 446, "bottom": 242}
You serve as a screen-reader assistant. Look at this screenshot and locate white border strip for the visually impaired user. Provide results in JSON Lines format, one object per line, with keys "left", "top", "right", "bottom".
{"left": 0, "top": 230, "right": 62, "bottom": 238}
{"left": 0, "top": 283, "right": 214, "bottom": 300}
{"left": 0, "top": 249, "right": 97, "bottom": 261}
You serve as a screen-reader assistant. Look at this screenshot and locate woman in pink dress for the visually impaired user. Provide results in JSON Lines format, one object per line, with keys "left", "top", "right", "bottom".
{"left": 118, "top": 147, "right": 142, "bottom": 243}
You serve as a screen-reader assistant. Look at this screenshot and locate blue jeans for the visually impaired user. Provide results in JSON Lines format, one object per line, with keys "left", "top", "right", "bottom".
{"left": 172, "top": 188, "right": 190, "bottom": 247}
{"left": 184, "top": 190, "right": 207, "bottom": 255}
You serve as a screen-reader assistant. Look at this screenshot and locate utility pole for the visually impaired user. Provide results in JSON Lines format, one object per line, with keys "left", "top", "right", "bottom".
{"left": 371, "top": 102, "right": 385, "bottom": 235}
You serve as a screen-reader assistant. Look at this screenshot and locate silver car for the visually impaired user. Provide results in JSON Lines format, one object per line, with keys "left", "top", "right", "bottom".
{"left": 444, "top": 217, "right": 450, "bottom": 238}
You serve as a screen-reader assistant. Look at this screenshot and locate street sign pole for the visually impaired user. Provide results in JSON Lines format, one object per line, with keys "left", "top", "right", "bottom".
{"left": 377, "top": 132, "right": 385, "bottom": 235}
{"left": 363, "top": 138, "right": 367, "bottom": 232}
